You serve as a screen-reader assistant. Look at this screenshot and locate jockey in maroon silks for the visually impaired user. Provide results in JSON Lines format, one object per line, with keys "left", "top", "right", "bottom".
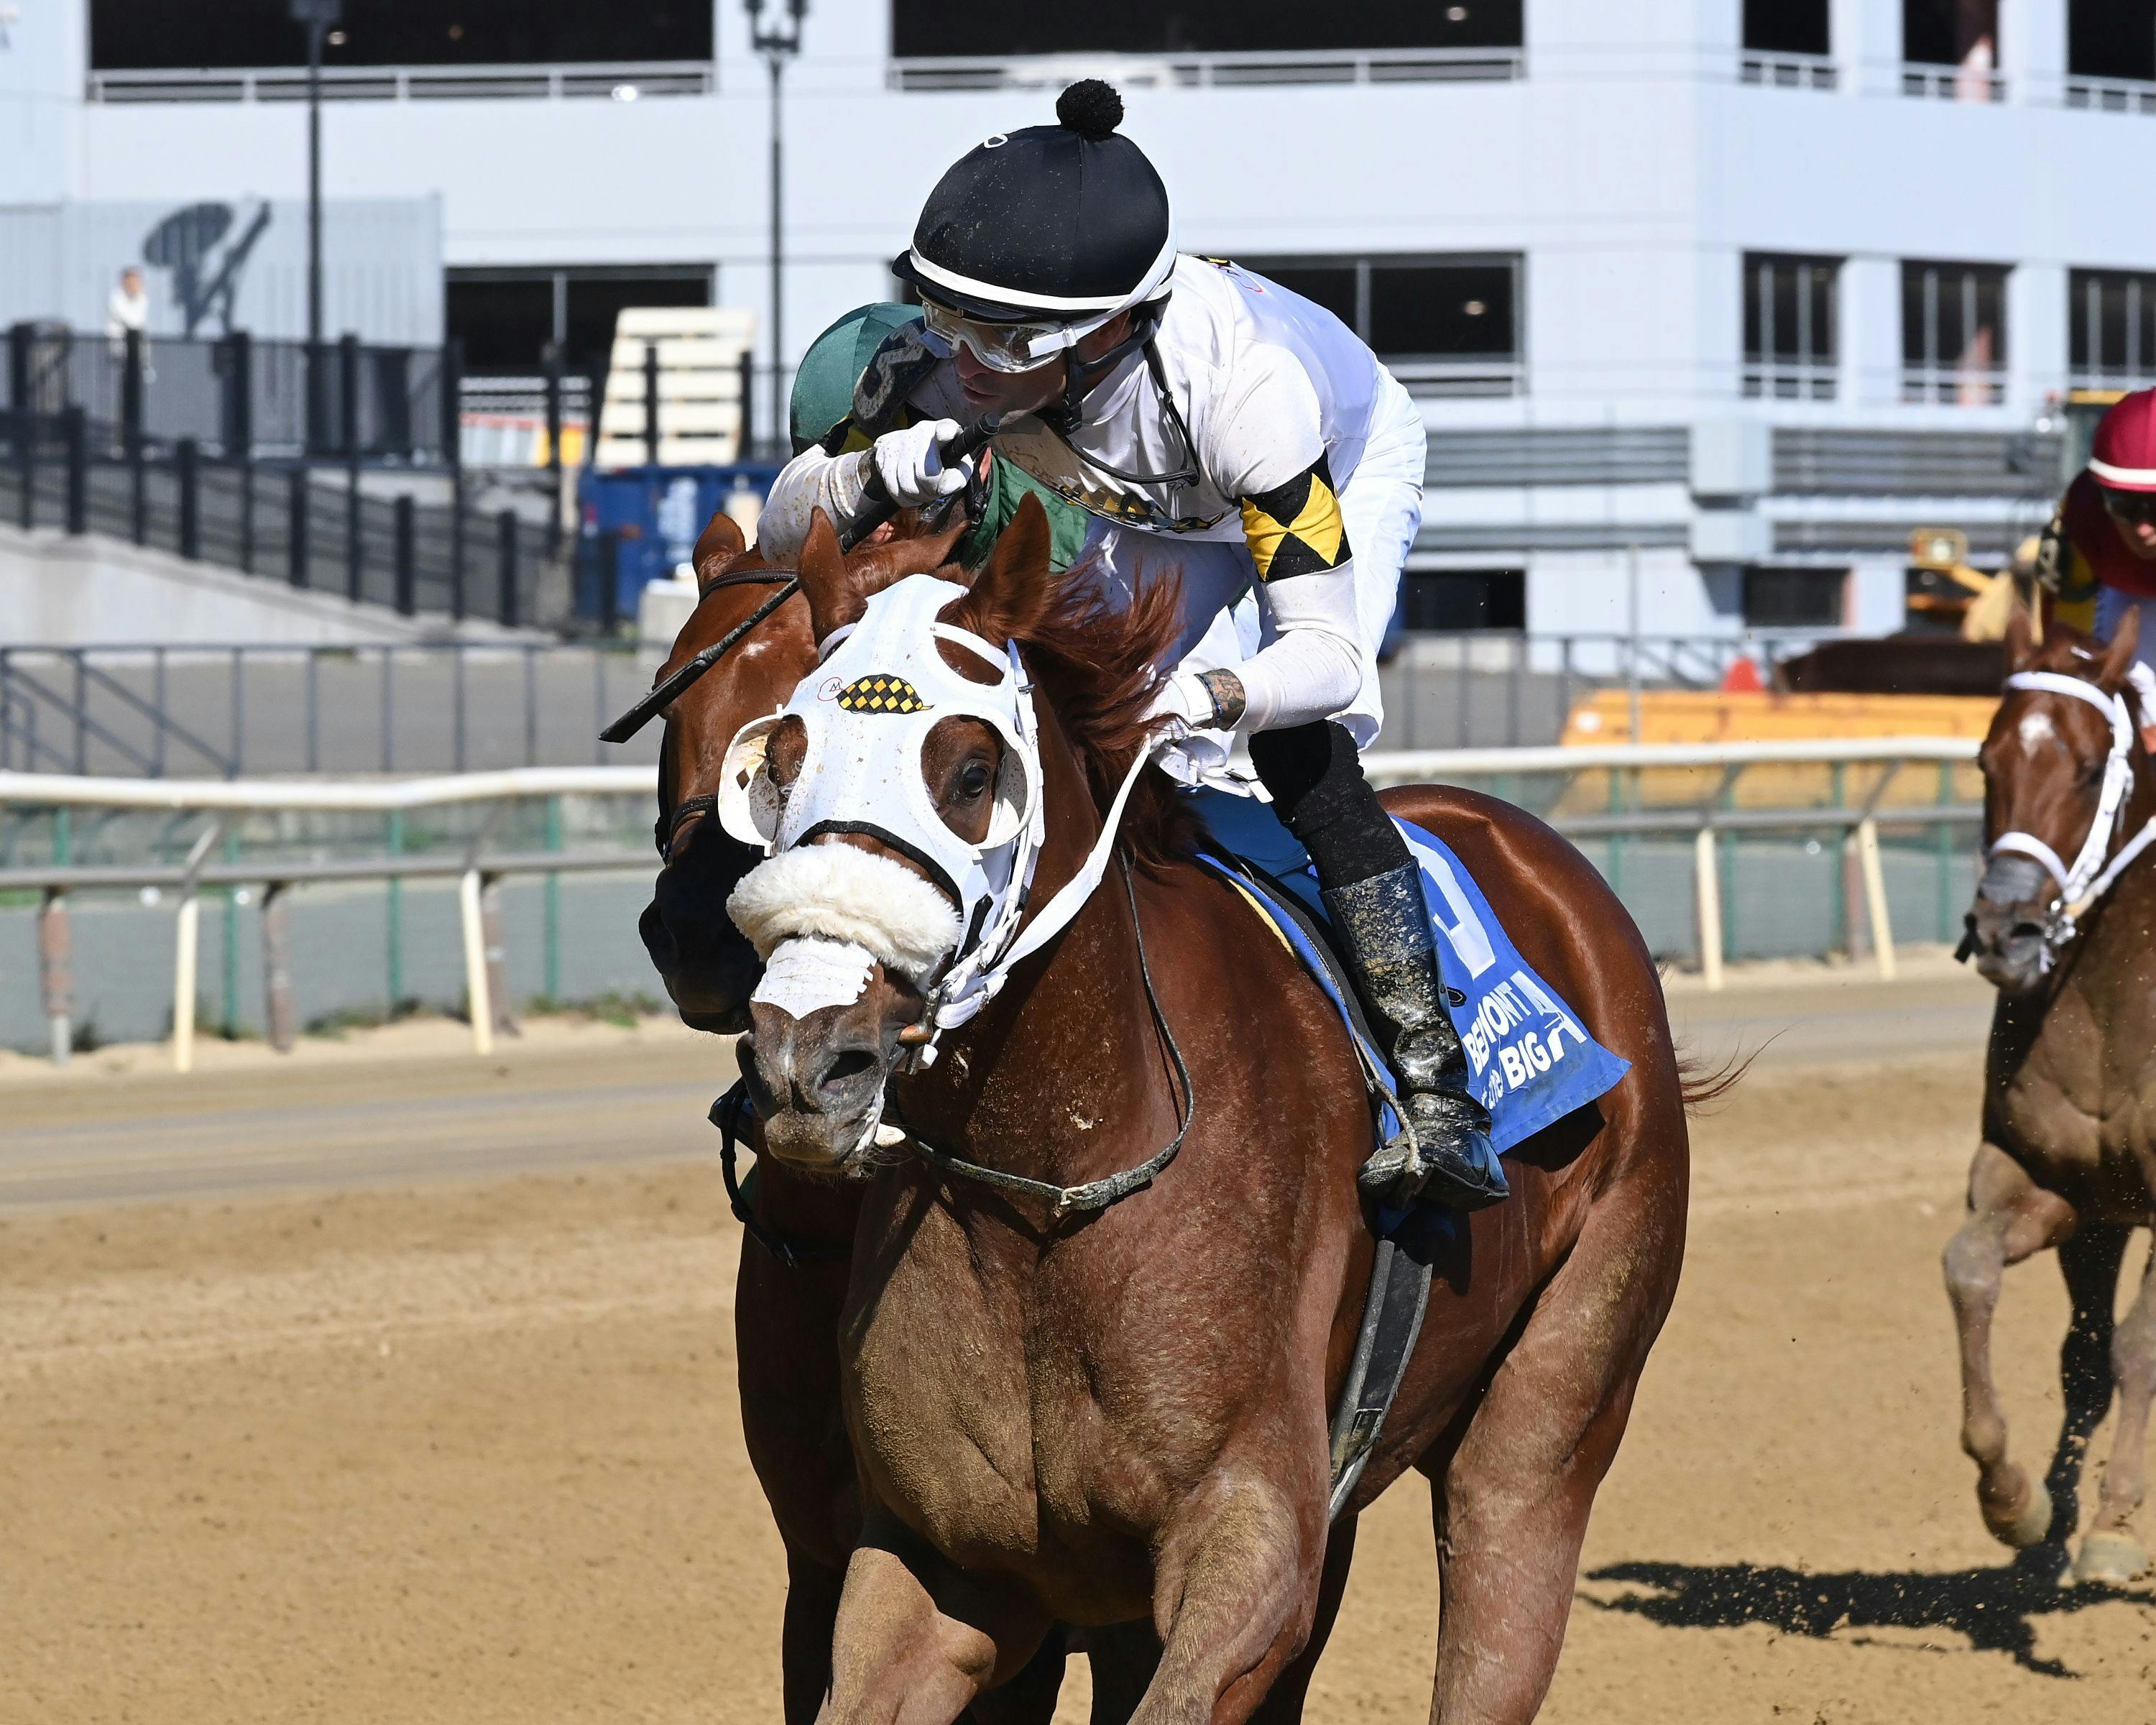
{"left": 2038, "top": 387, "right": 2156, "bottom": 742}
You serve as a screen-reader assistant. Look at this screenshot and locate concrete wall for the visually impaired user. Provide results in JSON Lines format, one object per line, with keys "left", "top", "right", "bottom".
{"left": 0, "top": 523, "right": 518, "bottom": 644}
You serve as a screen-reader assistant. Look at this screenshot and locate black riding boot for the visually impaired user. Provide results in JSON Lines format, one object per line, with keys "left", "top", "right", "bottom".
{"left": 1249, "top": 721, "right": 1509, "bottom": 1211}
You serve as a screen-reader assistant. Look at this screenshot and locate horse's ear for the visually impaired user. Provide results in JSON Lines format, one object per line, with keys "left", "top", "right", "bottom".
{"left": 693, "top": 507, "right": 748, "bottom": 592}
{"left": 2004, "top": 602, "right": 2038, "bottom": 673}
{"left": 2099, "top": 605, "right": 2141, "bottom": 691}
{"left": 797, "top": 510, "right": 861, "bottom": 643}
{"left": 953, "top": 492, "right": 1055, "bottom": 648}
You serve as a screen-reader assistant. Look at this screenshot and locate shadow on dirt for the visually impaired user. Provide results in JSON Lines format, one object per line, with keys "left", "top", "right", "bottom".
{"left": 1578, "top": 1550, "right": 2148, "bottom": 1676}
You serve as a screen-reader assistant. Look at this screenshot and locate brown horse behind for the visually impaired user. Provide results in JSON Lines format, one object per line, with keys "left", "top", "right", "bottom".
{"left": 1951, "top": 607, "right": 2156, "bottom": 1588}
{"left": 719, "top": 498, "right": 1692, "bottom": 1721}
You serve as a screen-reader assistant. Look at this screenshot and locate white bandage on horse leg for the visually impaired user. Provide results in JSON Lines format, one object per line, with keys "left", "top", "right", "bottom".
{"left": 751, "top": 937, "right": 876, "bottom": 1020}
{"left": 728, "top": 842, "right": 962, "bottom": 985}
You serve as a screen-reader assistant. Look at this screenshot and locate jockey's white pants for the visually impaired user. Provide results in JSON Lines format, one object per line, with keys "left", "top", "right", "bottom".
{"left": 1070, "top": 370, "right": 1426, "bottom": 782}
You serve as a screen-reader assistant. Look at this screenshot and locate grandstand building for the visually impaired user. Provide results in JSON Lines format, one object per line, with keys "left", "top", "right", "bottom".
{"left": 8, "top": 0, "right": 2156, "bottom": 645}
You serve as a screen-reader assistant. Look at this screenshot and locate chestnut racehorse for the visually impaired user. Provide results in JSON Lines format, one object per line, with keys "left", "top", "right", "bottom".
{"left": 1951, "top": 607, "right": 2156, "bottom": 1588}
{"left": 719, "top": 497, "right": 1692, "bottom": 1722}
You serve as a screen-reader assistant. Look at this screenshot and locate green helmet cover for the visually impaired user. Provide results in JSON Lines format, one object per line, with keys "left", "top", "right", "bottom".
{"left": 789, "top": 303, "right": 923, "bottom": 451}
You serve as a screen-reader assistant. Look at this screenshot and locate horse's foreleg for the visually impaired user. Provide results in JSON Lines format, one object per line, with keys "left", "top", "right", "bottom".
{"left": 1943, "top": 1143, "right": 2078, "bottom": 1550}
{"left": 2077, "top": 1234, "right": 2156, "bottom": 1584}
{"left": 2039, "top": 1223, "right": 2129, "bottom": 1565}
{"left": 1125, "top": 1470, "right": 1328, "bottom": 1725}
{"left": 1424, "top": 1176, "right": 1681, "bottom": 1725}
{"left": 821, "top": 1521, "right": 1051, "bottom": 1725}
{"left": 782, "top": 1554, "right": 845, "bottom": 1725}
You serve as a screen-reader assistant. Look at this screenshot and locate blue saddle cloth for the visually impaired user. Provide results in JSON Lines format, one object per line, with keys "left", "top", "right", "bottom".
{"left": 1189, "top": 788, "right": 1629, "bottom": 1157}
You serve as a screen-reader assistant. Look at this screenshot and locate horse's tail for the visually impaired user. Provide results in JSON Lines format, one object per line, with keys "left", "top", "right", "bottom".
{"left": 1674, "top": 1045, "right": 1755, "bottom": 1114}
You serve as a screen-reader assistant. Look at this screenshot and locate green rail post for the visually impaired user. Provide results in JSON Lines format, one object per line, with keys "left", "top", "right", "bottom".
{"left": 1935, "top": 760, "right": 1956, "bottom": 944}
{"left": 543, "top": 796, "right": 563, "bottom": 1003}
{"left": 52, "top": 809, "right": 71, "bottom": 868}
{"left": 386, "top": 811, "right": 405, "bottom": 1009}
{"left": 1718, "top": 770, "right": 1738, "bottom": 962}
{"left": 1605, "top": 766, "right": 1626, "bottom": 897}
{"left": 221, "top": 829, "right": 240, "bottom": 1036}
{"left": 1828, "top": 762, "right": 1848, "bottom": 957}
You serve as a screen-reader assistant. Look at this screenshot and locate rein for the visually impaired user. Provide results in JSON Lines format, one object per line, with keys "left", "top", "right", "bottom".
{"left": 893, "top": 857, "right": 1195, "bottom": 1217}
{"left": 1988, "top": 669, "right": 2156, "bottom": 963}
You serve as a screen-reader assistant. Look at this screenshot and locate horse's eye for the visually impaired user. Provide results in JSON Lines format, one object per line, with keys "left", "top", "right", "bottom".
{"left": 957, "top": 761, "right": 992, "bottom": 800}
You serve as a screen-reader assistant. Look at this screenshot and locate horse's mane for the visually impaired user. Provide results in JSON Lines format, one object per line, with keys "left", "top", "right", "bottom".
{"left": 944, "top": 554, "right": 1203, "bottom": 870}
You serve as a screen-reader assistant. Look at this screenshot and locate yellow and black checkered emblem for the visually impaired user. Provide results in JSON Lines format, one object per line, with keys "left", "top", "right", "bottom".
{"left": 1239, "top": 455, "right": 1350, "bottom": 583}
{"left": 837, "top": 673, "right": 929, "bottom": 714}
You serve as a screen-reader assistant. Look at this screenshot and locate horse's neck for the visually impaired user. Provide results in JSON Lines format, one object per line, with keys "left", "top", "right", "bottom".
{"left": 895, "top": 718, "right": 1174, "bottom": 1191}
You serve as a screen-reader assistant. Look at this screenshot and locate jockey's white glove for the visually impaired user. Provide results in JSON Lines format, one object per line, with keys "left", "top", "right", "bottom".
{"left": 872, "top": 418, "right": 969, "bottom": 507}
{"left": 1143, "top": 669, "right": 1217, "bottom": 741}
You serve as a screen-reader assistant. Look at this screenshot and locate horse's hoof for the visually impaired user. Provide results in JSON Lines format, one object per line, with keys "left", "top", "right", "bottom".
{"left": 2072, "top": 1531, "right": 2150, "bottom": 1586}
{"left": 1986, "top": 1484, "right": 2053, "bottom": 1550}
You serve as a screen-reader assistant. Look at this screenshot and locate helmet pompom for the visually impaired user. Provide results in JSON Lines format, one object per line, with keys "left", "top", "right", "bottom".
{"left": 1056, "top": 80, "right": 1123, "bottom": 142}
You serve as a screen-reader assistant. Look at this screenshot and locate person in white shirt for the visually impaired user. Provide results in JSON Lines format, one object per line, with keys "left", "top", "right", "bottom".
{"left": 106, "top": 267, "right": 148, "bottom": 343}
{"left": 757, "top": 81, "right": 1503, "bottom": 1208}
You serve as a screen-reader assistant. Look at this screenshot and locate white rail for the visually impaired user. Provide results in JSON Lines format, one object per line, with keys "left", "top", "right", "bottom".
{"left": 0, "top": 737, "right": 1987, "bottom": 1066}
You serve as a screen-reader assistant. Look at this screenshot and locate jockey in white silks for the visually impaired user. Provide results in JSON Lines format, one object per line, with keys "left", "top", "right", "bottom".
{"left": 755, "top": 80, "right": 1504, "bottom": 1208}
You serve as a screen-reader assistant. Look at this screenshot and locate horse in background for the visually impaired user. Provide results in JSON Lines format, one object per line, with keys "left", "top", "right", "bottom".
{"left": 731, "top": 497, "right": 1695, "bottom": 1722}
{"left": 1951, "top": 607, "right": 2156, "bottom": 1587}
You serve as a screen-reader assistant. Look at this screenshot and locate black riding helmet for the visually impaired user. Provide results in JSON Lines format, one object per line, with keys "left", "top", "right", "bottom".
{"left": 893, "top": 80, "right": 1194, "bottom": 474}
{"left": 893, "top": 80, "right": 1175, "bottom": 326}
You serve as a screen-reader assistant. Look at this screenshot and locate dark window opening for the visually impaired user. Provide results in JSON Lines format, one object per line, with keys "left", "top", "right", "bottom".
{"left": 448, "top": 265, "right": 712, "bottom": 381}
{"left": 2070, "top": 0, "right": 2156, "bottom": 81}
{"left": 1743, "top": 253, "right": 1839, "bottom": 397}
{"left": 891, "top": 0, "right": 1522, "bottom": 58}
{"left": 1745, "top": 0, "right": 1830, "bottom": 55}
{"left": 1400, "top": 569, "right": 1525, "bottom": 632}
{"left": 2070, "top": 267, "right": 2156, "bottom": 380}
{"left": 1902, "top": 259, "right": 2007, "bottom": 402}
{"left": 1235, "top": 255, "right": 1521, "bottom": 366}
{"left": 91, "top": 1, "right": 713, "bottom": 71}
{"left": 1904, "top": 0, "right": 1997, "bottom": 67}
{"left": 1743, "top": 569, "right": 1846, "bottom": 629}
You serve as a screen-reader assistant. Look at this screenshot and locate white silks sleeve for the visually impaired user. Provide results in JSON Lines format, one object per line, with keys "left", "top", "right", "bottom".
{"left": 757, "top": 443, "right": 873, "bottom": 559}
{"left": 1234, "top": 566, "right": 1365, "bottom": 732}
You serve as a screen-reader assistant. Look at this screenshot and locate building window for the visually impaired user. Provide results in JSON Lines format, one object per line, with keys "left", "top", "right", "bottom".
{"left": 2069, "top": 1, "right": 2156, "bottom": 84}
{"left": 1902, "top": 0, "right": 2002, "bottom": 99}
{"left": 1741, "top": 0, "right": 1835, "bottom": 85}
{"left": 1236, "top": 255, "right": 1522, "bottom": 395}
{"left": 447, "top": 264, "right": 713, "bottom": 380}
{"left": 1399, "top": 569, "right": 1526, "bottom": 632}
{"left": 1743, "top": 568, "right": 1846, "bottom": 629}
{"left": 889, "top": 1, "right": 1522, "bottom": 58}
{"left": 1743, "top": 254, "right": 1838, "bottom": 399}
{"left": 1901, "top": 260, "right": 2007, "bottom": 405}
{"left": 2070, "top": 269, "right": 2156, "bottom": 388}
{"left": 91, "top": 1, "right": 713, "bottom": 70}
{"left": 1745, "top": 0, "right": 1829, "bottom": 55}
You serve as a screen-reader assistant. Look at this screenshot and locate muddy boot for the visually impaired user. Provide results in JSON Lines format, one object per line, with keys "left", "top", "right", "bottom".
{"left": 1322, "top": 862, "right": 1509, "bottom": 1211}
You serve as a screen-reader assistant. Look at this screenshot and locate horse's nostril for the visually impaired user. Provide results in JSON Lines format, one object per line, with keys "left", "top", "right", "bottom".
{"left": 821, "top": 1048, "right": 878, "bottom": 1090}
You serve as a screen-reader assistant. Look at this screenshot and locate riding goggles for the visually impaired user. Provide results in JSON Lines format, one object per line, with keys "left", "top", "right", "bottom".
{"left": 2100, "top": 486, "right": 2156, "bottom": 526}
{"left": 919, "top": 296, "right": 1115, "bottom": 374}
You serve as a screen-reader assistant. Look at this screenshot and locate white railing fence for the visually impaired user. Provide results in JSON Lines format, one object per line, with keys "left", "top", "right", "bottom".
{"left": 0, "top": 740, "right": 1986, "bottom": 1068}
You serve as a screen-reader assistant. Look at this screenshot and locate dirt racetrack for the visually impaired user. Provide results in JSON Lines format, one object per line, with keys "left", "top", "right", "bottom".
{"left": 6, "top": 993, "right": 2156, "bottom": 1721}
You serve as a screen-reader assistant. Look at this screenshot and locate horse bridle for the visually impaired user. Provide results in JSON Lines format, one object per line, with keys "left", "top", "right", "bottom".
{"left": 1984, "top": 669, "right": 2156, "bottom": 965}
{"left": 602, "top": 569, "right": 802, "bottom": 857}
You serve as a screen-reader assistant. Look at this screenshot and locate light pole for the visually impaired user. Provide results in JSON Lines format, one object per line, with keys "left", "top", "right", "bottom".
{"left": 746, "top": 0, "right": 807, "bottom": 454}
{"left": 290, "top": 0, "right": 341, "bottom": 454}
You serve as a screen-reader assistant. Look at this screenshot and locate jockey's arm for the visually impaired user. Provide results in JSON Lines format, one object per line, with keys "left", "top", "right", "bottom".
{"left": 1159, "top": 359, "right": 1362, "bottom": 733}
{"left": 758, "top": 441, "right": 875, "bottom": 558}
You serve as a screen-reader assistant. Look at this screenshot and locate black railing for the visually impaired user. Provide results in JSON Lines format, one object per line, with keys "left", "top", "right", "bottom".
{"left": 4, "top": 321, "right": 458, "bottom": 467}
{"left": 1, "top": 405, "right": 553, "bottom": 631}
